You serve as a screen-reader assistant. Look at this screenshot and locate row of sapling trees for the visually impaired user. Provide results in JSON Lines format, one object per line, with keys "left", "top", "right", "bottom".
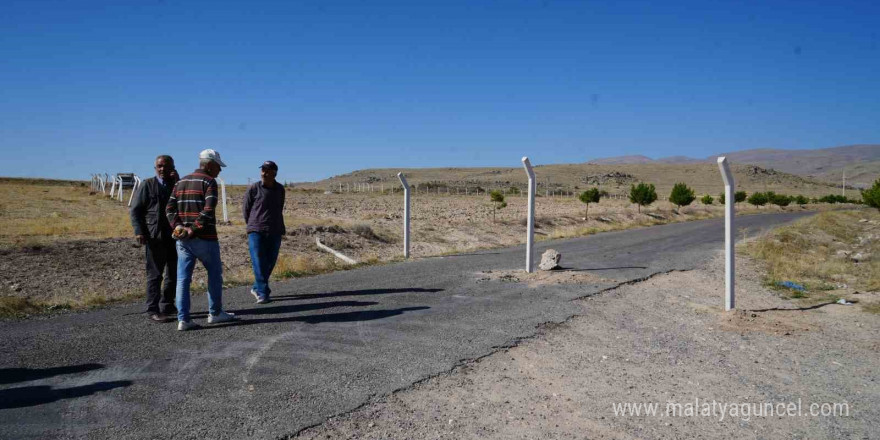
{"left": 488, "top": 177, "right": 880, "bottom": 223}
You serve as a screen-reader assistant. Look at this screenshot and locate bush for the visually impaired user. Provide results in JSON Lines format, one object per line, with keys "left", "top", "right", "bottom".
{"left": 718, "top": 193, "right": 724, "bottom": 204}
{"left": 770, "top": 193, "right": 791, "bottom": 207}
{"left": 734, "top": 191, "right": 747, "bottom": 203}
{"left": 701, "top": 194, "right": 714, "bottom": 205}
{"left": 818, "top": 194, "right": 852, "bottom": 204}
{"left": 862, "top": 179, "right": 880, "bottom": 211}
{"left": 794, "top": 195, "right": 809, "bottom": 205}
{"left": 747, "top": 192, "right": 769, "bottom": 207}
{"left": 668, "top": 183, "right": 696, "bottom": 210}
{"left": 629, "top": 183, "right": 657, "bottom": 213}
{"left": 489, "top": 190, "right": 507, "bottom": 222}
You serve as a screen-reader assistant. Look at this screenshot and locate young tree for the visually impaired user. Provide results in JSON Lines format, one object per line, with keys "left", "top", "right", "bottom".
{"left": 668, "top": 183, "right": 696, "bottom": 212}
{"left": 579, "top": 188, "right": 601, "bottom": 220}
{"left": 734, "top": 191, "right": 747, "bottom": 203}
{"left": 701, "top": 194, "right": 714, "bottom": 205}
{"left": 794, "top": 195, "right": 809, "bottom": 205}
{"left": 862, "top": 178, "right": 880, "bottom": 211}
{"left": 747, "top": 192, "right": 769, "bottom": 207}
{"left": 718, "top": 193, "right": 725, "bottom": 204}
{"left": 489, "top": 190, "right": 507, "bottom": 223}
{"left": 629, "top": 183, "right": 657, "bottom": 213}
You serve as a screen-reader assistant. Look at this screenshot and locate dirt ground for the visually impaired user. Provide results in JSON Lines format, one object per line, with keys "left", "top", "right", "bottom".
{"left": 293, "top": 253, "right": 880, "bottom": 439}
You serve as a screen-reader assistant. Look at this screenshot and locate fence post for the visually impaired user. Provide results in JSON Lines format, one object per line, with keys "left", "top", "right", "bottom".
{"left": 522, "top": 157, "right": 536, "bottom": 273}
{"left": 717, "top": 157, "right": 735, "bottom": 311}
{"left": 397, "top": 173, "right": 410, "bottom": 259}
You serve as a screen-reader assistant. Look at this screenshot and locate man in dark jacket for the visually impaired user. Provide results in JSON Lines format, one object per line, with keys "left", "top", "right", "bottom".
{"left": 243, "top": 160, "right": 286, "bottom": 304}
{"left": 130, "top": 155, "right": 178, "bottom": 322}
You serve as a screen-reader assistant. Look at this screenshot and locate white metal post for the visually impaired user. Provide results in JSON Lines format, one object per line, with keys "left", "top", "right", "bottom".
{"left": 717, "top": 157, "right": 735, "bottom": 311}
{"left": 128, "top": 175, "right": 142, "bottom": 207}
{"left": 397, "top": 173, "right": 410, "bottom": 259}
{"left": 522, "top": 157, "right": 536, "bottom": 273}
{"left": 217, "top": 177, "right": 229, "bottom": 223}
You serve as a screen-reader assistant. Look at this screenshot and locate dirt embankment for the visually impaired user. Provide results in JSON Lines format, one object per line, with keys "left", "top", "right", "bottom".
{"left": 294, "top": 254, "right": 880, "bottom": 439}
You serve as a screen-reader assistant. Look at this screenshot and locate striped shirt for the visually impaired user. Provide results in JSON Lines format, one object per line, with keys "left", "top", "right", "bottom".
{"left": 166, "top": 169, "right": 219, "bottom": 241}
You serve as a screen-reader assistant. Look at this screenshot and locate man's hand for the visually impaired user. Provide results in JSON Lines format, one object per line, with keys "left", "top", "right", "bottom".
{"left": 135, "top": 235, "right": 147, "bottom": 246}
{"left": 173, "top": 226, "right": 194, "bottom": 240}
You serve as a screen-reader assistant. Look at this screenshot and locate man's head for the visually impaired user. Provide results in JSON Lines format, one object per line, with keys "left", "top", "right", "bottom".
{"left": 260, "top": 161, "right": 278, "bottom": 185}
{"left": 198, "top": 149, "right": 227, "bottom": 177}
{"left": 155, "top": 155, "right": 175, "bottom": 180}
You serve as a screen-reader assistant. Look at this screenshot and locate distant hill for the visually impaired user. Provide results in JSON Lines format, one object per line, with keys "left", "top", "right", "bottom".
{"left": 585, "top": 155, "right": 654, "bottom": 165}
{"left": 710, "top": 145, "right": 879, "bottom": 187}
{"left": 585, "top": 144, "right": 879, "bottom": 187}
{"left": 303, "top": 162, "right": 848, "bottom": 199}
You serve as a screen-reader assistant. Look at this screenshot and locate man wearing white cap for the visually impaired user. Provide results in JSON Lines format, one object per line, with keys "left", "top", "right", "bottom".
{"left": 166, "top": 149, "right": 238, "bottom": 330}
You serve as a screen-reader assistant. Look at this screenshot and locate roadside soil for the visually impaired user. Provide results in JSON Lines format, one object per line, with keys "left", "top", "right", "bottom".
{"left": 294, "top": 253, "right": 880, "bottom": 439}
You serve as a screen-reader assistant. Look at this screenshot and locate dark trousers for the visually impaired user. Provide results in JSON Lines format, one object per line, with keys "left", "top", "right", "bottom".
{"left": 145, "top": 238, "right": 177, "bottom": 314}
{"left": 248, "top": 232, "right": 283, "bottom": 299}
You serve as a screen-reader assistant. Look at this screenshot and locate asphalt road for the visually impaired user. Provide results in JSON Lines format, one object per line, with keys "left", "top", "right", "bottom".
{"left": 0, "top": 212, "right": 811, "bottom": 439}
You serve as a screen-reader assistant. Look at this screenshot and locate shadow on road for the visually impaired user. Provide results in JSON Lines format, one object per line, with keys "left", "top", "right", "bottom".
{"left": 270, "top": 288, "right": 443, "bottom": 302}
{"left": 0, "top": 381, "right": 132, "bottom": 409}
{"left": 0, "top": 363, "right": 104, "bottom": 385}
{"left": 212, "top": 306, "right": 431, "bottom": 328}
{"left": 191, "top": 301, "right": 379, "bottom": 319}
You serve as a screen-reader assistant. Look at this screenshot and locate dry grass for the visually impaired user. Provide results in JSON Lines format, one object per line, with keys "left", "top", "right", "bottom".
{"left": 743, "top": 209, "right": 880, "bottom": 297}
{"left": 0, "top": 183, "right": 132, "bottom": 248}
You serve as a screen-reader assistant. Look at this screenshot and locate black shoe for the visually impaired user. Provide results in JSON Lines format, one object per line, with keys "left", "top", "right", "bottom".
{"left": 149, "top": 313, "right": 175, "bottom": 323}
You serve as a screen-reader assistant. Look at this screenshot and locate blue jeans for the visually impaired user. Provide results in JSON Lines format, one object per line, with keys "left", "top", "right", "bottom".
{"left": 248, "top": 232, "right": 283, "bottom": 300}
{"left": 175, "top": 239, "right": 224, "bottom": 322}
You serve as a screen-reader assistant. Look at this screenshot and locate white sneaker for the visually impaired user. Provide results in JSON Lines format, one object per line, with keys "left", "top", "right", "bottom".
{"left": 250, "top": 289, "right": 260, "bottom": 301}
{"left": 207, "top": 311, "right": 237, "bottom": 324}
{"left": 177, "top": 320, "right": 200, "bottom": 331}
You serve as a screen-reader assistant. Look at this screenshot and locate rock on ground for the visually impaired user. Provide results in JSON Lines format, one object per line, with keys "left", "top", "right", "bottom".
{"left": 538, "top": 249, "right": 561, "bottom": 271}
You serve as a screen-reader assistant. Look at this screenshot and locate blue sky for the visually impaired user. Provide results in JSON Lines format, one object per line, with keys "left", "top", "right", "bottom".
{"left": 1, "top": 0, "right": 877, "bottom": 184}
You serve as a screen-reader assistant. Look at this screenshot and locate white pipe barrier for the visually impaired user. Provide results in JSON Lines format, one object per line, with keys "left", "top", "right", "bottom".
{"left": 717, "top": 157, "right": 735, "bottom": 311}
{"left": 217, "top": 177, "right": 229, "bottom": 223}
{"left": 127, "top": 175, "right": 142, "bottom": 207}
{"left": 397, "top": 172, "right": 410, "bottom": 259}
{"left": 110, "top": 177, "right": 118, "bottom": 200}
{"left": 522, "top": 157, "right": 536, "bottom": 273}
{"left": 316, "top": 237, "right": 358, "bottom": 265}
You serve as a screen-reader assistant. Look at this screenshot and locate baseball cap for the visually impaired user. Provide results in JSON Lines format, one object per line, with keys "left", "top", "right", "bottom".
{"left": 199, "top": 149, "right": 227, "bottom": 167}
{"left": 260, "top": 160, "right": 278, "bottom": 171}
